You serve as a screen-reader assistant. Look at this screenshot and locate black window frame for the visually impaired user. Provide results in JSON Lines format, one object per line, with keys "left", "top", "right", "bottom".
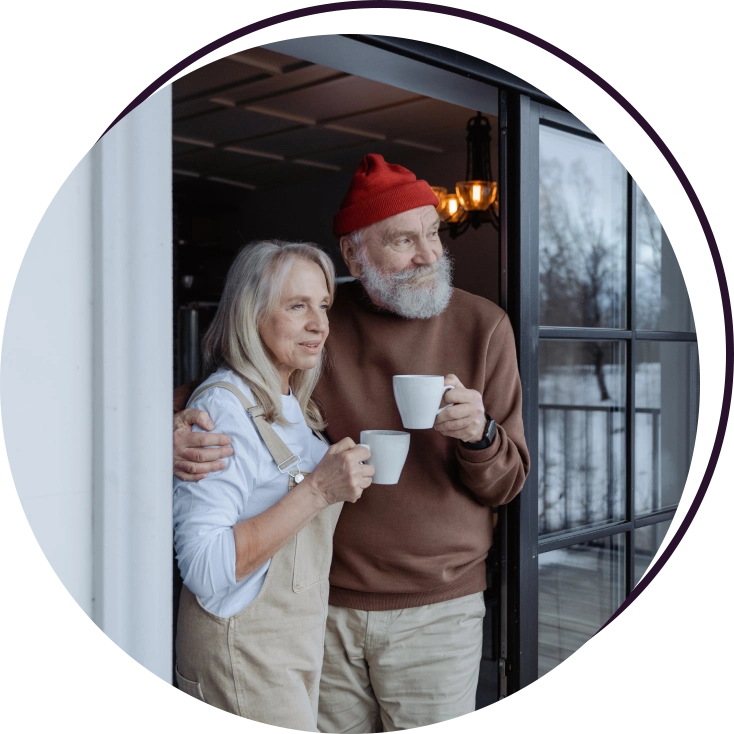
{"left": 505, "top": 95, "right": 698, "bottom": 692}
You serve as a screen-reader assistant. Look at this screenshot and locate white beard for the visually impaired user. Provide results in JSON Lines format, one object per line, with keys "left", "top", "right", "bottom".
{"left": 356, "top": 251, "right": 454, "bottom": 319}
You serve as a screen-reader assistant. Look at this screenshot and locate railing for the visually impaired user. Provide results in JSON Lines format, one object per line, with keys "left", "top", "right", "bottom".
{"left": 538, "top": 403, "right": 661, "bottom": 536}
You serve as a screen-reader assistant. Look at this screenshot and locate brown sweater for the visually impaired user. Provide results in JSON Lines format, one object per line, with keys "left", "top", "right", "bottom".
{"left": 314, "top": 281, "right": 530, "bottom": 611}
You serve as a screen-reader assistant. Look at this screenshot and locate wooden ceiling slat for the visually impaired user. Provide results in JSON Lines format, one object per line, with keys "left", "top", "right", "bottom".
{"left": 174, "top": 107, "right": 297, "bottom": 146}
{"left": 220, "top": 70, "right": 349, "bottom": 107}
{"left": 255, "top": 75, "right": 419, "bottom": 122}
{"left": 172, "top": 47, "right": 495, "bottom": 191}
{"left": 229, "top": 47, "right": 311, "bottom": 73}
{"left": 173, "top": 59, "right": 271, "bottom": 103}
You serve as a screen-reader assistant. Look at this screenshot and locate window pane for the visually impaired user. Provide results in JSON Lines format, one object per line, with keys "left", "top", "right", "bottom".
{"left": 539, "top": 341, "right": 626, "bottom": 536}
{"left": 635, "top": 341, "right": 699, "bottom": 514}
{"left": 634, "top": 520, "right": 673, "bottom": 586}
{"left": 539, "top": 126, "right": 627, "bottom": 328}
{"left": 635, "top": 185, "right": 695, "bottom": 331}
{"left": 539, "top": 534, "right": 626, "bottom": 676}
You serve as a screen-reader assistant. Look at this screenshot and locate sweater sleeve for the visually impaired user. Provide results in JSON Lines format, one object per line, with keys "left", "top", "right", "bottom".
{"left": 455, "top": 313, "right": 530, "bottom": 507}
{"left": 173, "top": 379, "right": 201, "bottom": 413}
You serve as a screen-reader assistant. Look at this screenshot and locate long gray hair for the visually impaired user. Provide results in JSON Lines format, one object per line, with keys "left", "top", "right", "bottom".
{"left": 201, "top": 240, "right": 336, "bottom": 430}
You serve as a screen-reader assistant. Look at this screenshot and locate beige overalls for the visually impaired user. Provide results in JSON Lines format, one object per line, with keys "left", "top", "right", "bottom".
{"left": 175, "top": 382, "right": 342, "bottom": 732}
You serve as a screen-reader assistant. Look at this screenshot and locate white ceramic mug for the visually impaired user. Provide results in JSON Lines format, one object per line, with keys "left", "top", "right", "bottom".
{"left": 392, "top": 375, "right": 455, "bottom": 429}
{"left": 358, "top": 430, "right": 410, "bottom": 485}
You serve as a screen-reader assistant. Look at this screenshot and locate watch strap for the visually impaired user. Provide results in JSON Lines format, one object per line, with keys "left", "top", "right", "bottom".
{"left": 461, "top": 412, "right": 496, "bottom": 450}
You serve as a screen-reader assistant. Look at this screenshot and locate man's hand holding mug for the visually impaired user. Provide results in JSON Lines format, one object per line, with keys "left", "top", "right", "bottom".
{"left": 433, "top": 373, "right": 487, "bottom": 443}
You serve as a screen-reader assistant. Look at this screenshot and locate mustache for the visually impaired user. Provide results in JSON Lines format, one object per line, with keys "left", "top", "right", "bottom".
{"left": 390, "top": 259, "right": 442, "bottom": 284}
{"left": 358, "top": 249, "right": 453, "bottom": 319}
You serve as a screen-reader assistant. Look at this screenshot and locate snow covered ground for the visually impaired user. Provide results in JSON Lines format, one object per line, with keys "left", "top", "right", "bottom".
{"left": 537, "top": 360, "right": 694, "bottom": 535}
{"left": 536, "top": 357, "right": 695, "bottom": 675}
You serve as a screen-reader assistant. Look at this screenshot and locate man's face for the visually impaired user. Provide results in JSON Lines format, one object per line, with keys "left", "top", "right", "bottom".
{"left": 342, "top": 205, "right": 443, "bottom": 278}
{"left": 340, "top": 205, "right": 453, "bottom": 320}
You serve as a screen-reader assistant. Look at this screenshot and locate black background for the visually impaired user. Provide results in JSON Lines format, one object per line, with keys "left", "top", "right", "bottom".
{"left": 3, "top": 6, "right": 720, "bottom": 728}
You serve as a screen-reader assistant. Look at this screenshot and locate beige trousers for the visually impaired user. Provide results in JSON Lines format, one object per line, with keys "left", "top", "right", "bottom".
{"left": 317, "top": 592, "right": 486, "bottom": 733}
{"left": 175, "top": 499, "right": 342, "bottom": 732}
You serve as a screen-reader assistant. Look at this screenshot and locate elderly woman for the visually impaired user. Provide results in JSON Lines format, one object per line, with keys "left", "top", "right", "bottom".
{"left": 173, "top": 241, "right": 373, "bottom": 731}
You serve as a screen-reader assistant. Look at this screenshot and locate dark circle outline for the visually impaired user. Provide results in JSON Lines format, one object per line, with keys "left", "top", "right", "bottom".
{"left": 97, "top": 0, "right": 734, "bottom": 676}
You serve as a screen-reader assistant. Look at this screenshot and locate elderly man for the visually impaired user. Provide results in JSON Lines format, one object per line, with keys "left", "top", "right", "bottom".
{"left": 174, "top": 154, "right": 529, "bottom": 732}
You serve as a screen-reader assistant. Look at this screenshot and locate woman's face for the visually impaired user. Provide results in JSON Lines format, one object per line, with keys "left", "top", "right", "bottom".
{"left": 260, "top": 259, "right": 331, "bottom": 393}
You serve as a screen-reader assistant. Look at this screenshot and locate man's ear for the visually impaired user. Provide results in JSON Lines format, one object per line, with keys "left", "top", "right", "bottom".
{"left": 339, "top": 235, "right": 363, "bottom": 278}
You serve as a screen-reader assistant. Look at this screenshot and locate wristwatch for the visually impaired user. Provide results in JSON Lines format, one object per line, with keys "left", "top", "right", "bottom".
{"left": 461, "top": 412, "right": 497, "bottom": 450}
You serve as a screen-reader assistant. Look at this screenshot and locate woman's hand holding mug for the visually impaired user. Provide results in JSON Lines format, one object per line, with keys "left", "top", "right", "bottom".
{"left": 305, "top": 438, "right": 374, "bottom": 506}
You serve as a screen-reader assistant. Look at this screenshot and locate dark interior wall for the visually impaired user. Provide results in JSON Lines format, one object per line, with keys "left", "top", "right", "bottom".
{"left": 234, "top": 144, "right": 500, "bottom": 304}
{"left": 174, "top": 137, "right": 499, "bottom": 306}
{"left": 234, "top": 169, "right": 356, "bottom": 274}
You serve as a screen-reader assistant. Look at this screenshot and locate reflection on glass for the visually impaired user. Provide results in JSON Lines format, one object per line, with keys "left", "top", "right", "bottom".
{"left": 635, "top": 185, "right": 695, "bottom": 332}
{"left": 539, "top": 341, "right": 626, "bottom": 536}
{"left": 539, "top": 535, "right": 625, "bottom": 676}
{"left": 635, "top": 341, "right": 699, "bottom": 514}
{"left": 634, "top": 520, "right": 673, "bottom": 586}
{"left": 539, "top": 126, "right": 627, "bottom": 328}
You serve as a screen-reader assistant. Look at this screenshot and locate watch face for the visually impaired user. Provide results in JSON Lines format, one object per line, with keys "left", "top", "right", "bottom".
{"left": 486, "top": 417, "right": 497, "bottom": 443}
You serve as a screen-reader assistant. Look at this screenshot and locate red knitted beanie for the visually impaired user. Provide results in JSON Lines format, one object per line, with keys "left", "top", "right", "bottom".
{"left": 333, "top": 154, "right": 439, "bottom": 236}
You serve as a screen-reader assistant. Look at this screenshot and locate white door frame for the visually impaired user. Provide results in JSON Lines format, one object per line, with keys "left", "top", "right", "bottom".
{"left": 2, "top": 85, "right": 173, "bottom": 682}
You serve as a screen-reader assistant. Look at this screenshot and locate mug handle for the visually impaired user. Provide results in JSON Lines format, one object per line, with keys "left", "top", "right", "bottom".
{"left": 436, "top": 385, "right": 455, "bottom": 415}
{"left": 356, "top": 443, "right": 372, "bottom": 464}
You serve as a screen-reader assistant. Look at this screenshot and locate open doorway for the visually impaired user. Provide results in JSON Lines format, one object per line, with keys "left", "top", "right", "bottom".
{"left": 171, "top": 44, "right": 501, "bottom": 381}
{"left": 171, "top": 40, "right": 504, "bottom": 706}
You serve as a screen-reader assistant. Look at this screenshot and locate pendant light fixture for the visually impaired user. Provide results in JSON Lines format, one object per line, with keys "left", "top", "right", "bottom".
{"left": 432, "top": 112, "right": 499, "bottom": 238}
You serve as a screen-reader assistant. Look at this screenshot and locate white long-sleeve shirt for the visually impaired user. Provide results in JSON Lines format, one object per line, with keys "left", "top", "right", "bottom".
{"left": 173, "top": 368, "right": 329, "bottom": 617}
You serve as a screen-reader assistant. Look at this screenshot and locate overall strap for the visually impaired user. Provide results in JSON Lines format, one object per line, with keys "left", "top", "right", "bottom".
{"left": 189, "top": 381, "right": 300, "bottom": 473}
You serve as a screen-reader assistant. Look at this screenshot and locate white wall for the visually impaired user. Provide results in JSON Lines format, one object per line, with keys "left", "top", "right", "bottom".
{"left": 2, "top": 149, "right": 95, "bottom": 615}
{"left": 1, "top": 87, "right": 173, "bottom": 681}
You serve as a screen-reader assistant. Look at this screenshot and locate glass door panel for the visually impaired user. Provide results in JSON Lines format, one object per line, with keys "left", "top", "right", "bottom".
{"left": 539, "top": 126, "right": 627, "bottom": 328}
{"left": 538, "top": 340, "right": 626, "bottom": 536}
{"left": 635, "top": 340, "right": 700, "bottom": 514}
{"left": 634, "top": 520, "right": 673, "bottom": 586}
{"left": 538, "top": 533, "right": 626, "bottom": 676}
{"left": 635, "top": 184, "right": 695, "bottom": 332}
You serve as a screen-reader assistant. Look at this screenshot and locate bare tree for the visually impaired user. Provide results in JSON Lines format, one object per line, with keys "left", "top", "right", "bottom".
{"left": 539, "top": 156, "right": 624, "bottom": 401}
{"left": 635, "top": 194, "right": 663, "bottom": 330}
